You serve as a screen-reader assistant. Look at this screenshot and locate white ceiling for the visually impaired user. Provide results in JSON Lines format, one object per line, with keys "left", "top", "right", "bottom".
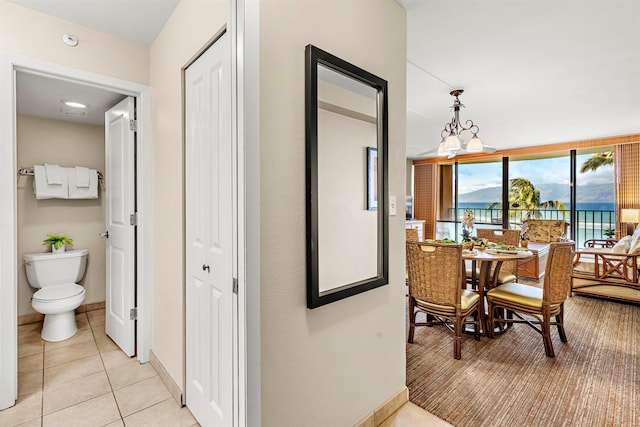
{"left": 16, "top": 72, "right": 125, "bottom": 126}
{"left": 5, "top": 0, "right": 180, "bottom": 46}
{"left": 9, "top": 0, "right": 179, "bottom": 126}
{"left": 8, "top": 0, "right": 640, "bottom": 151}
{"left": 399, "top": 0, "right": 640, "bottom": 158}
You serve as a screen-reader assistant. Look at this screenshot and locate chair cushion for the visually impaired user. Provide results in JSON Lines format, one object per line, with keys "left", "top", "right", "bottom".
{"left": 487, "top": 282, "right": 543, "bottom": 309}
{"left": 496, "top": 271, "right": 517, "bottom": 284}
{"left": 612, "top": 236, "right": 632, "bottom": 253}
{"left": 415, "top": 289, "right": 479, "bottom": 312}
{"left": 461, "top": 289, "right": 480, "bottom": 310}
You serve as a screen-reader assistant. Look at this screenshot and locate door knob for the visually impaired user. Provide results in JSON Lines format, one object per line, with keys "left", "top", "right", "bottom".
{"left": 100, "top": 231, "right": 109, "bottom": 238}
{"left": 202, "top": 264, "right": 210, "bottom": 273}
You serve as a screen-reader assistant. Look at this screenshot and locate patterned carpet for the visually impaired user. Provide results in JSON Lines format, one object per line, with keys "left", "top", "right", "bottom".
{"left": 406, "top": 294, "right": 640, "bottom": 426}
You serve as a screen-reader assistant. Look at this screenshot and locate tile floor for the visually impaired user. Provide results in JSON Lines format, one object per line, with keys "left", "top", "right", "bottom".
{"left": 379, "top": 402, "right": 452, "bottom": 427}
{"left": 1, "top": 309, "right": 199, "bottom": 427}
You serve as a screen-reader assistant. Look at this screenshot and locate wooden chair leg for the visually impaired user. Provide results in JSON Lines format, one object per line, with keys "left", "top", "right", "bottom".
{"left": 474, "top": 310, "right": 481, "bottom": 341}
{"left": 556, "top": 308, "right": 567, "bottom": 343}
{"left": 542, "top": 312, "right": 555, "bottom": 357}
{"left": 454, "top": 315, "right": 462, "bottom": 360}
{"left": 408, "top": 298, "right": 416, "bottom": 343}
{"left": 487, "top": 302, "right": 496, "bottom": 339}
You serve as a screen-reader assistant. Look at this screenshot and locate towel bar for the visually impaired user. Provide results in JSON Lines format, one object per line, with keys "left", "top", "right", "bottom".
{"left": 18, "top": 167, "right": 104, "bottom": 182}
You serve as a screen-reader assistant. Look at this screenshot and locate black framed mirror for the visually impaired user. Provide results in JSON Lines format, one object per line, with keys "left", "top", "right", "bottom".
{"left": 306, "top": 45, "right": 388, "bottom": 309}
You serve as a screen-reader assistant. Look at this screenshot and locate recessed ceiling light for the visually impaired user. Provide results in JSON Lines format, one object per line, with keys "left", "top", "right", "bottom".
{"left": 62, "top": 100, "right": 88, "bottom": 109}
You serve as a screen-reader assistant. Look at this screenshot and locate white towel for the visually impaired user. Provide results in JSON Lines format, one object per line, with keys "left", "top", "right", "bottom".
{"left": 33, "top": 165, "right": 68, "bottom": 199}
{"left": 44, "top": 163, "right": 63, "bottom": 185}
{"left": 75, "top": 167, "right": 90, "bottom": 188}
{"left": 68, "top": 168, "right": 98, "bottom": 199}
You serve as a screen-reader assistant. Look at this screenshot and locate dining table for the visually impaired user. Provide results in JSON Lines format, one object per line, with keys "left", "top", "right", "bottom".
{"left": 462, "top": 247, "right": 533, "bottom": 335}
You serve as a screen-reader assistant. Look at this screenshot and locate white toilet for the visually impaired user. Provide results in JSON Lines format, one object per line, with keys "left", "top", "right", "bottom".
{"left": 24, "top": 249, "right": 88, "bottom": 342}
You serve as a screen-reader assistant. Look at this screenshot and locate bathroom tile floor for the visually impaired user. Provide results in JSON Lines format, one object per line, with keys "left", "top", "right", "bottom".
{"left": 2, "top": 309, "right": 199, "bottom": 427}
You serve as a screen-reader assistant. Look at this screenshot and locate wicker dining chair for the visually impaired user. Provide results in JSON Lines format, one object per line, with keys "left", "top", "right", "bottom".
{"left": 486, "top": 241, "right": 575, "bottom": 357}
{"left": 406, "top": 241, "right": 481, "bottom": 359}
{"left": 405, "top": 228, "right": 421, "bottom": 288}
{"left": 467, "top": 228, "right": 521, "bottom": 287}
{"left": 406, "top": 228, "right": 420, "bottom": 242}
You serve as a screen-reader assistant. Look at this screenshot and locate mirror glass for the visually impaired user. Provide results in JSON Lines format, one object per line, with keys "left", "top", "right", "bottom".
{"left": 306, "top": 45, "right": 388, "bottom": 309}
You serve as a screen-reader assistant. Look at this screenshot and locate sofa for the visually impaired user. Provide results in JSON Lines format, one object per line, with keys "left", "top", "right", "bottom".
{"left": 524, "top": 219, "right": 568, "bottom": 243}
{"left": 517, "top": 219, "right": 568, "bottom": 281}
{"left": 572, "top": 226, "right": 640, "bottom": 303}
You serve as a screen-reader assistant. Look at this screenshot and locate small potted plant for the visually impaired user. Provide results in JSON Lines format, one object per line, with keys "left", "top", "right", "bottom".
{"left": 43, "top": 234, "right": 73, "bottom": 254}
{"left": 604, "top": 228, "right": 616, "bottom": 239}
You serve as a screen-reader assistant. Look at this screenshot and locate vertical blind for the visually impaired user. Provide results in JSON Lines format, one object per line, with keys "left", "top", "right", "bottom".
{"left": 615, "top": 143, "right": 640, "bottom": 231}
{"left": 414, "top": 164, "right": 436, "bottom": 240}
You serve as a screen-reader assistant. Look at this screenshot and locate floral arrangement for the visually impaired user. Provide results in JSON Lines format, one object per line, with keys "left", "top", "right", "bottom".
{"left": 461, "top": 209, "right": 475, "bottom": 242}
{"left": 520, "top": 222, "right": 529, "bottom": 241}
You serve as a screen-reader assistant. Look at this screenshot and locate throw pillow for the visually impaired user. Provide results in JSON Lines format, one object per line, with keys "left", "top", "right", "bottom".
{"left": 528, "top": 223, "right": 550, "bottom": 243}
{"left": 612, "top": 235, "right": 632, "bottom": 254}
{"left": 629, "top": 226, "right": 640, "bottom": 253}
{"left": 549, "top": 221, "right": 567, "bottom": 241}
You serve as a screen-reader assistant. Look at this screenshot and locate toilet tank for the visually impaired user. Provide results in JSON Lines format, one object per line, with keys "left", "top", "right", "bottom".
{"left": 24, "top": 249, "right": 88, "bottom": 288}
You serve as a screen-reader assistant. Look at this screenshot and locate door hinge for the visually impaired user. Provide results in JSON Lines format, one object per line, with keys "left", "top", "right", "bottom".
{"left": 130, "top": 213, "right": 138, "bottom": 226}
{"left": 233, "top": 278, "right": 238, "bottom": 295}
{"left": 130, "top": 307, "right": 138, "bottom": 320}
{"left": 129, "top": 119, "right": 138, "bottom": 132}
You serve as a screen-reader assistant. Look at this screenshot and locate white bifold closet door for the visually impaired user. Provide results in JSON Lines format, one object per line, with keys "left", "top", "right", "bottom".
{"left": 185, "top": 32, "right": 234, "bottom": 427}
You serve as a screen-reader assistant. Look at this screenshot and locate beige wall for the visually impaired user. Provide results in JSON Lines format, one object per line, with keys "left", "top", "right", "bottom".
{"left": 149, "top": 0, "right": 227, "bottom": 391}
{"left": 0, "top": 0, "right": 148, "bottom": 84}
{"left": 260, "top": 1, "right": 407, "bottom": 425}
{"left": 4, "top": 1, "right": 409, "bottom": 424}
{"left": 16, "top": 115, "right": 105, "bottom": 315}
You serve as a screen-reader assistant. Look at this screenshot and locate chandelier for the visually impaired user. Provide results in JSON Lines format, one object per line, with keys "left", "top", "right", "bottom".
{"left": 437, "top": 89, "right": 484, "bottom": 157}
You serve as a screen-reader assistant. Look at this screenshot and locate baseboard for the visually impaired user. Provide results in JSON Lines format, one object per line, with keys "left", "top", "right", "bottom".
{"left": 149, "top": 349, "right": 184, "bottom": 406}
{"left": 18, "top": 301, "right": 106, "bottom": 325}
{"left": 17, "top": 312, "right": 43, "bottom": 326}
{"left": 77, "top": 301, "right": 106, "bottom": 313}
{"left": 353, "top": 387, "right": 409, "bottom": 427}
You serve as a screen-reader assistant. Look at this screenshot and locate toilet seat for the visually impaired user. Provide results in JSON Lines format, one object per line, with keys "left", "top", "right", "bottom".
{"left": 33, "top": 283, "right": 84, "bottom": 302}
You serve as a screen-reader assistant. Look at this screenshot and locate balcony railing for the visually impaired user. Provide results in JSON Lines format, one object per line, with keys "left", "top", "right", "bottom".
{"left": 438, "top": 207, "right": 616, "bottom": 248}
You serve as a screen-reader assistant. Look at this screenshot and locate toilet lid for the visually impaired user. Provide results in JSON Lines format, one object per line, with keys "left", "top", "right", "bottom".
{"left": 33, "top": 283, "right": 84, "bottom": 301}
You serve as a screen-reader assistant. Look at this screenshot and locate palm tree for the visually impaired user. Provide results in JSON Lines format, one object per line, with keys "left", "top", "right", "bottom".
{"left": 486, "top": 177, "right": 568, "bottom": 219}
{"left": 580, "top": 151, "right": 613, "bottom": 173}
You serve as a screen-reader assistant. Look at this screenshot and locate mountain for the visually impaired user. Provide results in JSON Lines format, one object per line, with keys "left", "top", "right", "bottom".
{"left": 459, "top": 183, "right": 614, "bottom": 205}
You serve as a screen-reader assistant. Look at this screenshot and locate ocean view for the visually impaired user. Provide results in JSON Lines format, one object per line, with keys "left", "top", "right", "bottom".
{"left": 459, "top": 202, "right": 615, "bottom": 211}
{"left": 447, "top": 202, "right": 617, "bottom": 246}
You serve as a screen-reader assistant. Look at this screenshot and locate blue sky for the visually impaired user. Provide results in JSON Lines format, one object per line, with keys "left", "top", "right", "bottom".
{"left": 458, "top": 154, "right": 614, "bottom": 193}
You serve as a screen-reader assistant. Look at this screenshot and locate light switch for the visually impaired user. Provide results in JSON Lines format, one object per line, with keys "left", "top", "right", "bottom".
{"left": 389, "top": 196, "right": 396, "bottom": 216}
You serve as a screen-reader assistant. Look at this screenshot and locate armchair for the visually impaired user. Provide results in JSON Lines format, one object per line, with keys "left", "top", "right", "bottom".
{"left": 572, "top": 228, "right": 640, "bottom": 302}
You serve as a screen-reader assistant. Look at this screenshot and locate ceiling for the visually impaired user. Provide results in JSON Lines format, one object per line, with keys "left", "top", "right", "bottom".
{"left": 399, "top": 0, "right": 640, "bottom": 158}
{"left": 5, "top": 0, "right": 179, "bottom": 46}
{"left": 8, "top": 0, "right": 640, "bottom": 152}
{"left": 16, "top": 72, "right": 125, "bottom": 126}
{"left": 9, "top": 0, "right": 179, "bottom": 126}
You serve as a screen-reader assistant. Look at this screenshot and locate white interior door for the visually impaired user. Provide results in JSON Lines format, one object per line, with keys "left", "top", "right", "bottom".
{"left": 185, "top": 32, "right": 234, "bottom": 427}
{"left": 105, "top": 97, "right": 136, "bottom": 356}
